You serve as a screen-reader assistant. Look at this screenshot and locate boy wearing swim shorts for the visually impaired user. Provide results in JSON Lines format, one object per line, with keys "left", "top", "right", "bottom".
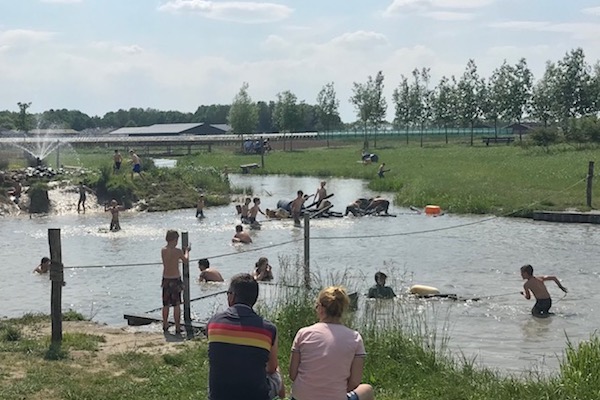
{"left": 161, "top": 230, "right": 191, "bottom": 334}
{"left": 520, "top": 264, "right": 567, "bottom": 317}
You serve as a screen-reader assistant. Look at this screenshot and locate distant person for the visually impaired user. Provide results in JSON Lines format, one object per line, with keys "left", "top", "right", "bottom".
{"left": 33, "top": 257, "right": 51, "bottom": 274}
{"left": 232, "top": 224, "right": 252, "bottom": 244}
{"left": 314, "top": 181, "right": 327, "bottom": 208}
{"left": 520, "top": 264, "right": 567, "bottom": 317}
{"left": 104, "top": 199, "right": 124, "bottom": 232}
{"left": 113, "top": 150, "right": 123, "bottom": 173}
{"left": 76, "top": 181, "right": 95, "bottom": 214}
{"left": 367, "top": 272, "right": 396, "bottom": 299}
{"left": 160, "top": 230, "right": 190, "bottom": 334}
{"left": 240, "top": 197, "right": 251, "bottom": 224}
{"left": 253, "top": 257, "right": 274, "bottom": 282}
{"left": 129, "top": 150, "right": 144, "bottom": 179}
{"left": 249, "top": 197, "right": 265, "bottom": 224}
{"left": 8, "top": 180, "right": 22, "bottom": 203}
{"left": 366, "top": 197, "right": 390, "bottom": 215}
{"left": 207, "top": 273, "right": 285, "bottom": 400}
{"left": 377, "top": 162, "right": 390, "bottom": 178}
{"left": 196, "top": 194, "right": 205, "bottom": 218}
{"left": 289, "top": 286, "right": 374, "bottom": 400}
{"left": 198, "top": 258, "right": 224, "bottom": 282}
{"left": 290, "top": 190, "right": 308, "bottom": 226}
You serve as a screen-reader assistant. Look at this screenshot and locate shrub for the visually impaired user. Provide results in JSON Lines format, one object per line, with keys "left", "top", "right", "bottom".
{"left": 528, "top": 127, "right": 560, "bottom": 147}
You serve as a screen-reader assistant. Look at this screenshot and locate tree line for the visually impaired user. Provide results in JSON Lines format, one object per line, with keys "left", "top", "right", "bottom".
{"left": 2, "top": 47, "right": 600, "bottom": 145}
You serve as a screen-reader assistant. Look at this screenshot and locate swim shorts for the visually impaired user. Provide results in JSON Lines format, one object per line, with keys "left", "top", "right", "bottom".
{"left": 114, "top": 161, "right": 121, "bottom": 170}
{"left": 133, "top": 164, "right": 141, "bottom": 173}
{"left": 162, "top": 277, "right": 184, "bottom": 306}
{"left": 532, "top": 298, "right": 552, "bottom": 316}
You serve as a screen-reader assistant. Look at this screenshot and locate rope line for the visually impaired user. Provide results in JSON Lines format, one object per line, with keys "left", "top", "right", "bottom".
{"left": 65, "top": 238, "right": 301, "bottom": 269}
{"left": 62, "top": 176, "right": 587, "bottom": 269}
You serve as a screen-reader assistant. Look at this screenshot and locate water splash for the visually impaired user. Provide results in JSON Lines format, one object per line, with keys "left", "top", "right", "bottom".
{"left": 10, "top": 136, "right": 64, "bottom": 161}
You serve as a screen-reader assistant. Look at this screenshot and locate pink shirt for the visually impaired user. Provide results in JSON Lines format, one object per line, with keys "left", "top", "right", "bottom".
{"left": 291, "top": 322, "right": 366, "bottom": 400}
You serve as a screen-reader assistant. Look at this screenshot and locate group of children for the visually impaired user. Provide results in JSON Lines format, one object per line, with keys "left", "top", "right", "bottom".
{"left": 162, "top": 229, "right": 276, "bottom": 334}
{"left": 366, "top": 265, "right": 568, "bottom": 318}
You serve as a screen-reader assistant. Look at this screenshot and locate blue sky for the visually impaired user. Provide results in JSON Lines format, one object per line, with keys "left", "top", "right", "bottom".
{"left": 1, "top": 0, "right": 600, "bottom": 122}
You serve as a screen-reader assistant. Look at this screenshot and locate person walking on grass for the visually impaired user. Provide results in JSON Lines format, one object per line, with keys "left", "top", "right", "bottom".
{"left": 520, "top": 264, "right": 567, "bottom": 318}
{"left": 129, "top": 149, "right": 144, "bottom": 179}
{"left": 160, "top": 230, "right": 190, "bottom": 334}
{"left": 113, "top": 150, "right": 123, "bottom": 173}
{"left": 377, "top": 163, "right": 389, "bottom": 178}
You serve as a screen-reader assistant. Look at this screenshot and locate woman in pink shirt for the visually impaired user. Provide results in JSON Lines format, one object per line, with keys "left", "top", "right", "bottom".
{"left": 289, "top": 286, "right": 375, "bottom": 400}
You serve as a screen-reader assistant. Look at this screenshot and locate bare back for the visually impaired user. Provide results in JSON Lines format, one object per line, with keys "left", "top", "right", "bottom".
{"left": 291, "top": 197, "right": 304, "bottom": 213}
{"left": 161, "top": 245, "right": 185, "bottom": 278}
{"left": 523, "top": 276, "right": 551, "bottom": 300}
{"left": 200, "top": 268, "right": 224, "bottom": 282}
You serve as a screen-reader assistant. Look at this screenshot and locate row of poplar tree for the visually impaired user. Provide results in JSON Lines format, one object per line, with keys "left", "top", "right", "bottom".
{"left": 2, "top": 48, "right": 599, "bottom": 139}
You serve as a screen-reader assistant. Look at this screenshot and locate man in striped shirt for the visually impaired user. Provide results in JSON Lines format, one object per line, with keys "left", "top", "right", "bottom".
{"left": 207, "top": 273, "right": 283, "bottom": 400}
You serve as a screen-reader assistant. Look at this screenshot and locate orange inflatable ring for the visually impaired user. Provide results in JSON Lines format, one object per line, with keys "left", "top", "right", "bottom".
{"left": 424, "top": 205, "right": 441, "bottom": 215}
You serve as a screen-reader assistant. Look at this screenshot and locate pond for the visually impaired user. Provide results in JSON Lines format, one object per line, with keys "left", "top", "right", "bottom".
{"left": 1, "top": 173, "right": 599, "bottom": 375}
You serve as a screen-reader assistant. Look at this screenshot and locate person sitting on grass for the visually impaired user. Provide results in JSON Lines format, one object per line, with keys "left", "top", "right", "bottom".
{"left": 289, "top": 286, "right": 374, "bottom": 400}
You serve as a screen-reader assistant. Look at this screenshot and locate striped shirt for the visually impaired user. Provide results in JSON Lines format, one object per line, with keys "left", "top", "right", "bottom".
{"left": 208, "top": 304, "right": 277, "bottom": 400}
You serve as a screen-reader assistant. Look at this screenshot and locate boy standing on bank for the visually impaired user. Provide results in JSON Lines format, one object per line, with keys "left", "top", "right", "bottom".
{"left": 161, "top": 230, "right": 191, "bottom": 334}
{"left": 520, "top": 264, "right": 567, "bottom": 317}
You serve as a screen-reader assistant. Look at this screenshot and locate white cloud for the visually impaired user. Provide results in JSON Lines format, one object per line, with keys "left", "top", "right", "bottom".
{"left": 384, "top": 0, "right": 490, "bottom": 19}
{"left": 114, "top": 45, "right": 144, "bottom": 55}
{"left": 423, "top": 11, "right": 474, "bottom": 20}
{"left": 158, "top": 0, "right": 293, "bottom": 23}
{"left": 582, "top": 6, "right": 600, "bottom": 16}
{"left": 329, "top": 31, "right": 389, "bottom": 50}
{"left": 0, "top": 29, "right": 55, "bottom": 50}
{"left": 40, "top": 0, "right": 82, "bottom": 3}
{"left": 490, "top": 20, "right": 600, "bottom": 41}
{"left": 431, "top": 0, "right": 494, "bottom": 9}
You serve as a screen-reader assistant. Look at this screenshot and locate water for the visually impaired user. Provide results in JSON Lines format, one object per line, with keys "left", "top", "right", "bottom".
{"left": 1, "top": 173, "right": 599, "bottom": 375}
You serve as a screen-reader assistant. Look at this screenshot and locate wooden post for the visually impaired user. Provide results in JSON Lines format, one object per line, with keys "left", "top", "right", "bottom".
{"left": 56, "top": 140, "right": 60, "bottom": 169}
{"left": 587, "top": 161, "right": 594, "bottom": 208}
{"left": 48, "top": 229, "right": 63, "bottom": 345}
{"left": 260, "top": 136, "right": 265, "bottom": 169}
{"left": 303, "top": 214, "right": 311, "bottom": 289}
{"left": 181, "top": 231, "right": 193, "bottom": 338}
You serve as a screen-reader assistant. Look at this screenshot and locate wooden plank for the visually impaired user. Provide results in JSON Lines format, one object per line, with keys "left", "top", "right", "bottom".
{"left": 124, "top": 313, "right": 207, "bottom": 332}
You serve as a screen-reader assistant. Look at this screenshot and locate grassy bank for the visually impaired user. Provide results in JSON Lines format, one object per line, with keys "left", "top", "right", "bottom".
{"left": 175, "top": 141, "right": 600, "bottom": 215}
{"left": 2, "top": 287, "right": 600, "bottom": 399}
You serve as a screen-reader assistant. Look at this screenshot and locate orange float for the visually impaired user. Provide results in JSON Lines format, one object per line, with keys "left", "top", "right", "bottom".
{"left": 424, "top": 205, "right": 441, "bottom": 215}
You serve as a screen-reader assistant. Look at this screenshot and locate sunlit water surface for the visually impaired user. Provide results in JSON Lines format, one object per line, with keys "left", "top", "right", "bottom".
{"left": 1, "top": 173, "right": 599, "bottom": 375}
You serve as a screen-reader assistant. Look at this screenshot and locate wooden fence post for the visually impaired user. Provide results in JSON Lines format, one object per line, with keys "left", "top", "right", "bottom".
{"left": 303, "top": 214, "right": 311, "bottom": 289}
{"left": 181, "top": 231, "right": 193, "bottom": 338}
{"left": 260, "top": 136, "right": 265, "bottom": 169}
{"left": 587, "top": 161, "right": 595, "bottom": 208}
{"left": 48, "top": 229, "right": 63, "bottom": 346}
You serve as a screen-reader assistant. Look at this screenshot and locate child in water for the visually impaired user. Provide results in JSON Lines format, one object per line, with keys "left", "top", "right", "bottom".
{"left": 520, "top": 264, "right": 567, "bottom": 317}
{"left": 104, "top": 199, "right": 124, "bottom": 232}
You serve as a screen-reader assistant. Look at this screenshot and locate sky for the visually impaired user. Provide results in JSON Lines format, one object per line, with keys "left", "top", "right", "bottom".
{"left": 1, "top": 0, "right": 600, "bottom": 122}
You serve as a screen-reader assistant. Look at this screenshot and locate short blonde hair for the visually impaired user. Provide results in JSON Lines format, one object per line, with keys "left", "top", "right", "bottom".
{"left": 317, "top": 286, "right": 349, "bottom": 318}
{"left": 165, "top": 230, "right": 179, "bottom": 242}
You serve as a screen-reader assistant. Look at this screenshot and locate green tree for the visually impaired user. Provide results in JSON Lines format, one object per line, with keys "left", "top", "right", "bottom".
{"left": 316, "top": 82, "right": 340, "bottom": 147}
{"left": 392, "top": 74, "right": 412, "bottom": 144}
{"left": 431, "top": 76, "right": 457, "bottom": 144}
{"left": 506, "top": 58, "right": 533, "bottom": 141}
{"left": 456, "top": 60, "right": 483, "bottom": 146}
{"left": 16, "top": 102, "right": 32, "bottom": 132}
{"left": 350, "top": 71, "right": 387, "bottom": 149}
{"left": 273, "top": 90, "right": 299, "bottom": 132}
{"left": 228, "top": 82, "right": 259, "bottom": 134}
{"left": 531, "top": 62, "right": 558, "bottom": 127}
